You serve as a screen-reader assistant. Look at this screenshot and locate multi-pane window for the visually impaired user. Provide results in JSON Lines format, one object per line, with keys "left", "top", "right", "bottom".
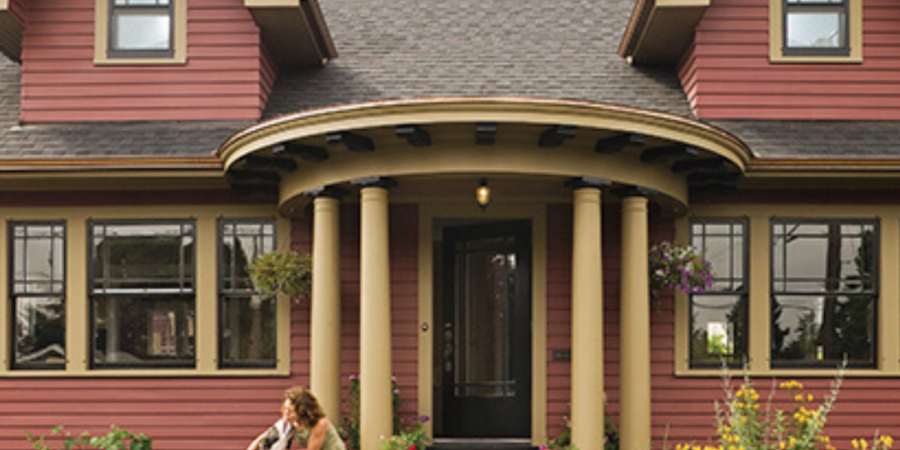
{"left": 89, "top": 221, "right": 196, "bottom": 369}
{"left": 9, "top": 223, "right": 66, "bottom": 370}
{"left": 689, "top": 220, "right": 748, "bottom": 367}
{"left": 771, "top": 220, "right": 877, "bottom": 368}
{"left": 108, "top": 0, "right": 174, "bottom": 58}
{"left": 783, "top": 0, "right": 849, "bottom": 56}
{"left": 219, "top": 220, "right": 277, "bottom": 368}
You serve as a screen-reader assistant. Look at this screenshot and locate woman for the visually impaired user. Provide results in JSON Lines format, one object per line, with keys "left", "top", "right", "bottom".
{"left": 247, "top": 387, "right": 347, "bottom": 450}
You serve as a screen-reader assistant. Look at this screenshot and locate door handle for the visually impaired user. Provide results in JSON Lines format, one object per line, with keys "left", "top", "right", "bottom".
{"left": 443, "top": 322, "right": 453, "bottom": 373}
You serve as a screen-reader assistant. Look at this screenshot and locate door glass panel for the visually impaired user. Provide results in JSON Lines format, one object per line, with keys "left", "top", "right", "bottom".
{"left": 454, "top": 237, "right": 516, "bottom": 398}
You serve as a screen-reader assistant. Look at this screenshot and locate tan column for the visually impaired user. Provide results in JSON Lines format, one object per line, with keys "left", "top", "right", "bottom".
{"left": 311, "top": 195, "right": 342, "bottom": 423}
{"left": 360, "top": 185, "right": 393, "bottom": 450}
{"left": 620, "top": 195, "right": 650, "bottom": 450}
{"left": 571, "top": 187, "right": 605, "bottom": 450}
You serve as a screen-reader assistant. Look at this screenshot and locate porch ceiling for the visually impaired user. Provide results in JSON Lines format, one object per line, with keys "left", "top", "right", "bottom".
{"left": 216, "top": 97, "right": 751, "bottom": 215}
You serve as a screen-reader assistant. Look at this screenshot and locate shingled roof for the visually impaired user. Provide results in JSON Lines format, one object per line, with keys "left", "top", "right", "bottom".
{"left": 1, "top": 0, "right": 899, "bottom": 161}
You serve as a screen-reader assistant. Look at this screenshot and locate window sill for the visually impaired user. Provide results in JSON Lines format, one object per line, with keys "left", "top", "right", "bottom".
{"left": 769, "top": 54, "right": 863, "bottom": 64}
{"left": 676, "top": 367, "right": 900, "bottom": 378}
{"left": 94, "top": 55, "right": 187, "bottom": 66}
{"left": 0, "top": 367, "right": 290, "bottom": 378}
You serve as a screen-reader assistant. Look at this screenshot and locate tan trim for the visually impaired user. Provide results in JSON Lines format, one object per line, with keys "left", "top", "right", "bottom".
{"left": 676, "top": 204, "right": 900, "bottom": 377}
{"left": 311, "top": 196, "right": 342, "bottom": 423}
{"left": 619, "top": 0, "right": 710, "bottom": 65}
{"left": 218, "top": 98, "right": 751, "bottom": 173}
{"left": 0, "top": 221, "right": 7, "bottom": 371}
{"left": 94, "top": 0, "right": 188, "bottom": 65}
{"left": 570, "top": 188, "right": 605, "bottom": 450}
{"left": 0, "top": 158, "right": 222, "bottom": 172}
{"left": 619, "top": 197, "right": 651, "bottom": 450}
{"left": 0, "top": 7, "right": 22, "bottom": 62}
{"left": 244, "top": 0, "right": 337, "bottom": 68}
{"left": 0, "top": 205, "right": 291, "bottom": 378}
{"left": 418, "top": 201, "right": 548, "bottom": 445}
{"left": 0, "top": 1, "right": 8, "bottom": 10}
{"left": 747, "top": 158, "right": 900, "bottom": 174}
{"left": 769, "top": 0, "right": 863, "bottom": 64}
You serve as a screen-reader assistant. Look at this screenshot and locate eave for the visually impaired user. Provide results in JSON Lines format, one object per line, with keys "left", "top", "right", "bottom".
{"left": 0, "top": 0, "right": 23, "bottom": 63}
{"left": 245, "top": 0, "right": 338, "bottom": 69}
{"left": 618, "top": 0, "right": 709, "bottom": 66}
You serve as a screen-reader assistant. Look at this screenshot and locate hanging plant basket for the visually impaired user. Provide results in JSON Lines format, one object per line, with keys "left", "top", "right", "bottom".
{"left": 247, "top": 250, "right": 312, "bottom": 300}
{"left": 649, "top": 241, "right": 713, "bottom": 301}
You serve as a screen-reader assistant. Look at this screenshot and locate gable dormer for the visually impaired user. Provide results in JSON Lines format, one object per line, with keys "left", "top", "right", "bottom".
{"left": 621, "top": 0, "right": 895, "bottom": 121}
{"left": 4, "top": 0, "right": 335, "bottom": 123}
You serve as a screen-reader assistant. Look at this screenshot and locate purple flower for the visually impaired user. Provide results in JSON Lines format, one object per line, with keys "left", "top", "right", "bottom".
{"left": 350, "top": 374, "right": 358, "bottom": 380}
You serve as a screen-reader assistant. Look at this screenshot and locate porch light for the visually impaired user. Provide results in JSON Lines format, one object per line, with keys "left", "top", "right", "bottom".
{"left": 475, "top": 178, "right": 492, "bottom": 210}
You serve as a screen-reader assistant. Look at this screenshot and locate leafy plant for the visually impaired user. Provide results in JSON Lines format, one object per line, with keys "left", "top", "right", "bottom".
{"left": 25, "top": 426, "right": 151, "bottom": 450}
{"left": 379, "top": 417, "right": 430, "bottom": 450}
{"left": 649, "top": 241, "right": 713, "bottom": 301}
{"left": 544, "top": 411, "right": 618, "bottom": 450}
{"left": 340, "top": 375, "right": 404, "bottom": 450}
{"left": 676, "top": 364, "right": 893, "bottom": 450}
{"left": 246, "top": 250, "right": 312, "bottom": 300}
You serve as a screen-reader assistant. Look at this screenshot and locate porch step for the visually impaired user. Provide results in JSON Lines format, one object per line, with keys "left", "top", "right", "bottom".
{"left": 429, "top": 438, "right": 534, "bottom": 450}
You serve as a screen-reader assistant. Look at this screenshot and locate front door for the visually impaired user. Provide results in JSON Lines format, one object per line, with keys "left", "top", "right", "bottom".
{"left": 439, "top": 220, "right": 531, "bottom": 438}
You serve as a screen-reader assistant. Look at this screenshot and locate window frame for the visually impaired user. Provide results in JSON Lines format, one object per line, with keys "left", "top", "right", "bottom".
{"left": 87, "top": 219, "right": 197, "bottom": 370}
{"left": 769, "top": 0, "right": 863, "bottom": 64}
{"left": 688, "top": 217, "right": 750, "bottom": 369}
{"left": 217, "top": 218, "right": 278, "bottom": 370}
{"left": 94, "top": 0, "right": 187, "bottom": 65}
{"left": 8, "top": 221, "right": 67, "bottom": 371}
{"left": 769, "top": 218, "right": 879, "bottom": 369}
{"left": 781, "top": 0, "right": 850, "bottom": 57}
{"left": 107, "top": 0, "right": 175, "bottom": 59}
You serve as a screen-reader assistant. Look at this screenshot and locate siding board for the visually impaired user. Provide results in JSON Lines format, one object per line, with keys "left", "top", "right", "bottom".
{"left": 679, "top": 0, "right": 900, "bottom": 120}
{"left": 20, "top": 0, "right": 273, "bottom": 123}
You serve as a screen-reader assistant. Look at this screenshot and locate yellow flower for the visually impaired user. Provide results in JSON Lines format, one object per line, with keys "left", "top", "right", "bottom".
{"left": 779, "top": 442, "right": 786, "bottom": 450}
{"left": 794, "top": 394, "right": 803, "bottom": 402}
{"left": 808, "top": 394, "right": 814, "bottom": 402}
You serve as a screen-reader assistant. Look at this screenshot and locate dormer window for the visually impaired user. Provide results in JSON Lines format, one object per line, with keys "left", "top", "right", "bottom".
{"left": 783, "top": 0, "right": 849, "bottom": 56}
{"left": 108, "top": 0, "right": 174, "bottom": 58}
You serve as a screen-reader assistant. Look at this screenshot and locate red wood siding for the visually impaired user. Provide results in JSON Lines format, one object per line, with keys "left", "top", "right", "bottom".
{"left": 260, "top": 43, "right": 277, "bottom": 111}
{"left": 8, "top": 0, "right": 27, "bottom": 25}
{"left": 677, "top": 0, "right": 900, "bottom": 120}
{"left": 0, "top": 201, "right": 416, "bottom": 450}
{"left": 19, "top": 0, "right": 272, "bottom": 123}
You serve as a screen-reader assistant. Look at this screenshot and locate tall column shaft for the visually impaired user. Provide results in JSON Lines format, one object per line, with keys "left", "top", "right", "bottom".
{"left": 311, "top": 196, "right": 342, "bottom": 423}
{"left": 619, "top": 196, "right": 651, "bottom": 450}
{"left": 571, "top": 188, "right": 605, "bottom": 450}
{"left": 360, "top": 187, "right": 393, "bottom": 450}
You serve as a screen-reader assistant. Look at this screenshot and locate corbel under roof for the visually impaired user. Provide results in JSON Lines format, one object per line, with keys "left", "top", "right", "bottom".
{"left": 619, "top": 0, "right": 709, "bottom": 66}
{"left": 245, "top": 0, "right": 338, "bottom": 69}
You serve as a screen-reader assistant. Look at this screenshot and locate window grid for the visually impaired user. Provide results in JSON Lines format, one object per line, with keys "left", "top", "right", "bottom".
{"left": 9, "top": 222, "right": 67, "bottom": 371}
{"left": 88, "top": 220, "right": 196, "bottom": 370}
{"left": 770, "top": 219, "right": 878, "bottom": 369}
{"left": 689, "top": 219, "right": 749, "bottom": 368}
{"left": 218, "top": 219, "right": 278, "bottom": 369}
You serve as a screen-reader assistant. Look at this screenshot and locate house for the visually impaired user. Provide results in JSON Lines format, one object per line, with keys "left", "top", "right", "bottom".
{"left": 0, "top": 0, "right": 897, "bottom": 449}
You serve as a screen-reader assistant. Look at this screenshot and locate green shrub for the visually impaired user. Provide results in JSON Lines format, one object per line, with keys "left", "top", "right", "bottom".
{"left": 25, "top": 426, "right": 151, "bottom": 450}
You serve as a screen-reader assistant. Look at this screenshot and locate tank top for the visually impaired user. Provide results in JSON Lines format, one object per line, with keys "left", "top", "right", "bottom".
{"left": 293, "top": 420, "right": 347, "bottom": 450}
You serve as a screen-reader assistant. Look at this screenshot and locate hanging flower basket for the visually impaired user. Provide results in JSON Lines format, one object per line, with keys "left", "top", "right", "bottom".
{"left": 649, "top": 241, "right": 713, "bottom": 301}
{"left": 247, "top": 250, "right": 312, "bottom": 301}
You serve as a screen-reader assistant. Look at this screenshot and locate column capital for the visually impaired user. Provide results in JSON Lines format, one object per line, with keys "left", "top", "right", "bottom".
{"left": 352, "top": 176, "right": 399, "bottom": 190}
{"left": 304, "top": 185, "right": 348, "bottom": 199}
{"left": 565, "top": 176, "right": 612, "bottom": 190}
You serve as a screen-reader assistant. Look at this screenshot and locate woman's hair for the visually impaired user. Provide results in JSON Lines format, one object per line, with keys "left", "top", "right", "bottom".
{"left": 284, "top": 386, "right": 325, "bottom": 428}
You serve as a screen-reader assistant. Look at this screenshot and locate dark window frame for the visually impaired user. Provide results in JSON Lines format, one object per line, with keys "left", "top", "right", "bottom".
{"left": 782, "top": 0, "right": 850, "bottom": 57}
{"left": 88, "top": 219, "right": 196, "bottom": 370}
{"left": 217, "top": 218, "right": 278, "bottom": 369}
{"left": 8, "top": 221, "right": 67, "bottom": 371}
{"left": 688, "top": 218, "right": 749, "bottom": 369}
{"left": 107, "top": 0, "right": 175, "bottom": 59}
{"left": 770, "top": 218, "right": 878, "bottom": 369}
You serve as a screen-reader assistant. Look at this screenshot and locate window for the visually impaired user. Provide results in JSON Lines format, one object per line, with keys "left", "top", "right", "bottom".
{"left": 771, "top": 220, "right": 877, "bottom": 368}
{"left": 218, "top": 220, "right": 277, "bottom": 368}
{"left": 89, "top": 221, "right": 196, "bottom": 369}
{"left": 108, "top": 0, "right": 174, "bottom": 58}
{"left": 770, "top": 0, "right": 861, "bottom": 63}
{"left": 9, "top": 222, "right": 66, "bottom": 370}
{"left": 689, "top": 219, "right": 748, "bottom": 368}
{"left": 783, "top": 0, "right": 848, "bottom": 56}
